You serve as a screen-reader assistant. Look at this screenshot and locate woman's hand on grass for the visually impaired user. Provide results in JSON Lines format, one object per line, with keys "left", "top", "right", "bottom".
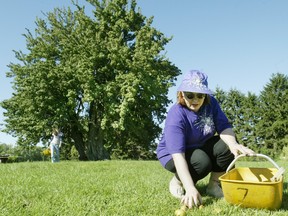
{"left": 180, "top": 186, "right": 202, "bottom": 209}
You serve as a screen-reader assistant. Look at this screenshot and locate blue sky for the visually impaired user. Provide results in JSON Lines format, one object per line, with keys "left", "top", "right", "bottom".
{"left": 1, "top": 0, "right": 288, "bottom": 145}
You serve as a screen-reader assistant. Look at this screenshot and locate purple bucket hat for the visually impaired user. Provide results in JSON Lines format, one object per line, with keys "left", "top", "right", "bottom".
{"left": 177, "top": 70, "right": 214, "bottom": 94}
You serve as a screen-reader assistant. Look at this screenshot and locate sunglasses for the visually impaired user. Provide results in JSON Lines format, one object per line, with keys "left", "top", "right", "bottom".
{"left": 183, "top": 92, "right": 206, "bottom": 100}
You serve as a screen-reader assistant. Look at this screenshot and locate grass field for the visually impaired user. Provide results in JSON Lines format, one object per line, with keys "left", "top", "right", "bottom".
{"left": 0, "top": 159, "right": 287, "bottom": 216}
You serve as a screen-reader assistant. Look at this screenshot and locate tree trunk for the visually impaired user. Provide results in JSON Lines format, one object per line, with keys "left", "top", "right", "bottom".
{"left": 71, "top": 124, "right": 88, "bottom": 161}
{"left": 86, "top": 101, "right": 110, "bottom": 160}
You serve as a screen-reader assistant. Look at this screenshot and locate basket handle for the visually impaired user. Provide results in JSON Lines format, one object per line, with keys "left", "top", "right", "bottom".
{"left": 226, "top": 153, "right": 281, "bottom": 173}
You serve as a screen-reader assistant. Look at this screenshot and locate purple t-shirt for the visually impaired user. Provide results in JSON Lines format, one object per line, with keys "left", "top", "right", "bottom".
{"left": 156, "top": 96, "right": 232, "bottom": 167}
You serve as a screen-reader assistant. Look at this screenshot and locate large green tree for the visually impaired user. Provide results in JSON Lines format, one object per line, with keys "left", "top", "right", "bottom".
{"left": 1, "top": 0, "right": 180, "bottom": 160}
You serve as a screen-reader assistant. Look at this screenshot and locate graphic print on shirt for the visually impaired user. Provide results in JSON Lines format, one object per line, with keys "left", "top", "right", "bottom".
{"left": 194, "top": 110, "right": 215, "bottom": 135}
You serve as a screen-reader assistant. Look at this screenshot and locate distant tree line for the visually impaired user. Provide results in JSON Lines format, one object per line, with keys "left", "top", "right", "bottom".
{"left": 0, "top": 142, "right": 79, "bottom": 162}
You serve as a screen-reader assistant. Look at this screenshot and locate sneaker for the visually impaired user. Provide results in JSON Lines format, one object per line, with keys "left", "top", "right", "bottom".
{"left": 206, "top": 181, "right": 224, "bottom": 198}
{"left": 169, "top": 176, "right": 185, "bottom": 199}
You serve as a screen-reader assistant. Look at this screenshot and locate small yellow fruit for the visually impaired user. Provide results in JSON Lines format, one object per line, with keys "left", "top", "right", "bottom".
{"left": 199, "top": 204, "right": 204, "bottom": 209}
{"left": 174, "top": 209, "right": 186, "bottom": 216}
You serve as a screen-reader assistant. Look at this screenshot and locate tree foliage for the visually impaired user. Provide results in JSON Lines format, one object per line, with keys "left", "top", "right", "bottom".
{"left": 1, "top": 0, "right": 180, "bottom": 160}
{"left": 256, "top": 73, "right": 288, "bottom": 156}
{"left": 215, "top": 73, "right": 288, "bottom": 158}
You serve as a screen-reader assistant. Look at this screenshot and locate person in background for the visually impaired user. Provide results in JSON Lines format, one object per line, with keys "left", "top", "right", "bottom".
{"left": 156, "top": 70, "right": 255, "bottom": 208}
{"left": 49, "top": 128, "right": 63, "bottom": 163}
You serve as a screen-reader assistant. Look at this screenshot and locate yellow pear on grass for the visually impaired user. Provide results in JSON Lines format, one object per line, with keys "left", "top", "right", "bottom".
{"left": 175, "top": 205, "right": 187, "bottom": 216}
{"left": 174, "top": 209, "right": 186, "bottom": 216}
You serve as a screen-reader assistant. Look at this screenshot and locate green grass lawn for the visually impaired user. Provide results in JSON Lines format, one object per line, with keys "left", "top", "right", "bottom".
{"left": 0, "top": 159, "right": 287, "bottom": 216}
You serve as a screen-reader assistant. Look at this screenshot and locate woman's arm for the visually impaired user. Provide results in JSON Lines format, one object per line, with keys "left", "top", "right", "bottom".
{"left": 172, "top": 153, "right": 202, "bottom": 208}
{"left": 220, "top": 128, "right": 255, "bottom": 156}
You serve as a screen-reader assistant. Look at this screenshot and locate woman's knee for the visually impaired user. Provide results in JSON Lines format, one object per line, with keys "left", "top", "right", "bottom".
{"left": 213, "top": 139, "right": 234, "bottom": 170}
{"left": 190, "top": 149, "right": 212, "bottom": 176}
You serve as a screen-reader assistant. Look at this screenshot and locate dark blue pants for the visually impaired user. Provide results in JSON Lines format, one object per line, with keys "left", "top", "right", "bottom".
{"left": 165, "top": 136, "right": 234, "bottom": 183}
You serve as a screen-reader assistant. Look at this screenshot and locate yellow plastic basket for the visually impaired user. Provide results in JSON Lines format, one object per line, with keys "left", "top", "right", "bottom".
{"left": 219, "top": 154, "right": 285, "bottom": 210}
